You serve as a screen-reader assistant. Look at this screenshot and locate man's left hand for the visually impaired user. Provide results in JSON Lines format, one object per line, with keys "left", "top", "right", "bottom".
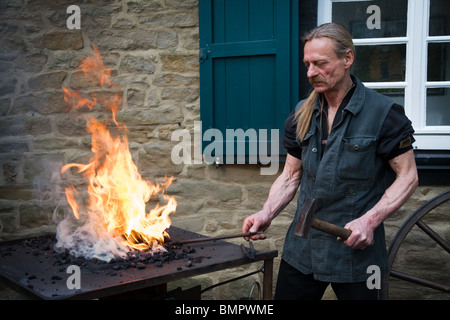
{"left": 341, "top": 217, "right": 374, "bottom": 250}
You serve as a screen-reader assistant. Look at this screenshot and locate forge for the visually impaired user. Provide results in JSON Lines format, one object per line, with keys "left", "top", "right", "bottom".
{"left": 0, "top": 226, "right": 277, "bottom": 300}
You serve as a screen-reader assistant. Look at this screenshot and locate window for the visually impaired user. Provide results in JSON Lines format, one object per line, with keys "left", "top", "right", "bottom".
{"left": 318, "top": 0, "right": 450, "bottom": 150}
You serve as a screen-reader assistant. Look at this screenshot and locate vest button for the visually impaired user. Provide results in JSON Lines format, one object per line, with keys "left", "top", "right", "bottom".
{"left": 348, "top": 188, "right": 355, "bottom": 194}
{"left": 353, "top": 144, "right": 360, "bottom": 151}
{"left": 312, "top": 147, "right": 318, "bottom": 153}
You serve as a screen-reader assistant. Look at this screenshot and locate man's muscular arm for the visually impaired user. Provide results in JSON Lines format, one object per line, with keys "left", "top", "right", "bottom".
{"left": 242, "top": 154, "right": 303, "bottom": 240}
{"left": 344, "top": 149, "right": 418, "bottom": 249}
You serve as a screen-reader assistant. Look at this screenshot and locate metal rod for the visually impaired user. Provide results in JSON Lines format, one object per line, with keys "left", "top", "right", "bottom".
{"left": 416, "top": 219, "right": 450, "bottom": 254}
{"left": 390, "top": 270, "right": 450, "bottom": 293}
{"left": 171, "top": 232, "right": 262, "bottom": 245}
{"left": 200, "top": 264, "right": 264, "bottom": 294}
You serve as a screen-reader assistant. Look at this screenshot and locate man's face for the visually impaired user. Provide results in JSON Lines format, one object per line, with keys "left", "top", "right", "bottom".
{"left": 303, "top": 37, "right": 353, "bottom": 94}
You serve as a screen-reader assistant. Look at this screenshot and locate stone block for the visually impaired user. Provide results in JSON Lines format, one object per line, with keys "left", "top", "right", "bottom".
{"left": 139, "top": 12, "right": 198, "bottom": 28}
{"left": 28, "top": 71, "right": 67, "bottom": 91}
{"left": 138, "top": 144, "right": 184, "bottom": 178}
{"left": 168, "top": 179, "right": 242, "bottom": 202}
{"left": 0, "top": 141, "right": 29, "bottom": 155}
{"left": 13, "top": 92, "right": 66, "bottom": 115}
{"left": 120, "top": 55, "right": 155, "bottom": 74}
{"left": 0, "top": 117, "right": 25, "bottom": 137}
{"left": 56, "top": 115, "right": 89, "bottom": 136}
{"left": 0, "top": 115, "right": 52, "bottom": 136}
{"left": 14, "top": 52, "right": 48, "bottom": 73}
{"left": 23, "top": 154, "right": 65, "bottom": 185}
{"left": 206, "top": 164, "right": 280, "bottom": 184}
{"left": 42, "top": 31, "right": 83, "bottom": 50}
{"left": 126, "top": 88, "right": 147, "bottom": 107}
{"left": 0, "top": 98, "right": 11, "bottom": 115}
{"left": 0, "top": 37, "right": 25, "bottom": 61}
{"left": 96, "top": 29, "right": 178, "bottom": 51}
{"left": 118, "top": 105, "right": 183, "bottom": 125}
{"left": 2, "top": 163, "right": 18, "bottom": 183}
{"left": 25, "top": 116, "right": 52, "bottom": 135}
{"left": 0, "top": 207, "right": 18, "bottom": 234}
{"left": 153, "top": 74, "right": 199, "bottom": 87}
{"left": 19, "top": 204, "right": 52, "bottom": 228}
{"left": 161, "top": 53, "right": 199, "bottom": 72}
{"left": 127, "top": 1, "right": 164, "bottom": 14}
{"left": 0, "top": 185, "right": 34, "bottom": 200}
{"left": 166, "top": 0, "right": 198, "bottom": 9}
{"left": 0, "top": 76, "right": 17, "bottom": 95}
{"left": 161, "top": 87, "right": 199, "bottom": 102}
{"left": 32, "top": 137, "right": 79, "bottom": 152}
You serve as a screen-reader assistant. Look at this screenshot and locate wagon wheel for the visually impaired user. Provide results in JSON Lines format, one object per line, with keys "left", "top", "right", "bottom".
{"left": 380, "top": 190, "right": 450, "bottom": 299}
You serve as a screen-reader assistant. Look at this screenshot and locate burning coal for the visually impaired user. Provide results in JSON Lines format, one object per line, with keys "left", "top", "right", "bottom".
{"left": 55, "top": 46, "right": 177, "bottom": 262}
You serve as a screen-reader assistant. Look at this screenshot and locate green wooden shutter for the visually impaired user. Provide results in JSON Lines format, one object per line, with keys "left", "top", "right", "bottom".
{"left": 199, "top": 0, "right": 299, "bottom": 163}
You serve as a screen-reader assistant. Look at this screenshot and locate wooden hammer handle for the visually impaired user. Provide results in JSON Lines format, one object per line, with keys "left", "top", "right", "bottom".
{"left": 311, "top": 219, "right": 352, "bottom": 240}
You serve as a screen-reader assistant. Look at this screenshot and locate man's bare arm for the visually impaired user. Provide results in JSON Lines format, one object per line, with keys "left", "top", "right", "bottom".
{"left": 344, "top": 149, "right": 419, "bottom": 249}
{"left": 242, "top": 154, "right": 303, "bottom": 240}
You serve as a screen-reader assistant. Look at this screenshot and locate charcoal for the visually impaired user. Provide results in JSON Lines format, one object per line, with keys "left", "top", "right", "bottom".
{"left": 7, "top": 234, "right": 215, "bottom": 276}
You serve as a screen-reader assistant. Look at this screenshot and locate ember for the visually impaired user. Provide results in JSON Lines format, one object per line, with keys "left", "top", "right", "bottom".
{"left": 56, "top": 46, "right": 177, "bottom": 262}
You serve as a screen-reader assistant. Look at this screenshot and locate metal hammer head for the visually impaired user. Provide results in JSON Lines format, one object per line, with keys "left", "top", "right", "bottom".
{"left": 294, "top": 198, "right": 316, "bottom": 238}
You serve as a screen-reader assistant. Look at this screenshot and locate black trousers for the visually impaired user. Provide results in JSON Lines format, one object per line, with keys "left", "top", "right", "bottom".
{"left": 274, "top": 259, "right": 379, "bottom": 300}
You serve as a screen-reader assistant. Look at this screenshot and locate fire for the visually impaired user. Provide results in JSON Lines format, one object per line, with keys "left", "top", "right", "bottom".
{"left": 58, "top": 46, "right": 176, "bottom": 260}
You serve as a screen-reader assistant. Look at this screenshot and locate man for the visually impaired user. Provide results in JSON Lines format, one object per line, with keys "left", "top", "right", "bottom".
{"left": 242, "top": 23, "right": 418, "bottom": 300}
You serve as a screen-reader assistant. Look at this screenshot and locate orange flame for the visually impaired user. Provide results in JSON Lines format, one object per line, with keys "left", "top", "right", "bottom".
{"left": 61, "top": 46, "right": 176, "bottom": 253}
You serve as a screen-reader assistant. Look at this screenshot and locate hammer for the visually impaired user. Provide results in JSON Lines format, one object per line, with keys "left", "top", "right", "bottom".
{"left": 294, "top": 198, "right": 352, "bottom": 240}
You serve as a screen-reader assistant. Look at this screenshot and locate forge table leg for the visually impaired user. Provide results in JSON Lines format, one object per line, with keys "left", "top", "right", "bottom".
{"left": 263, "top": 259, "right": 274, "bottom": 300}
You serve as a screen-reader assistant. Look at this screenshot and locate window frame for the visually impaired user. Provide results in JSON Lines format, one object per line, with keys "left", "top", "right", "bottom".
{"left": 318, "top": 0, "right": 450, "bottom": 150}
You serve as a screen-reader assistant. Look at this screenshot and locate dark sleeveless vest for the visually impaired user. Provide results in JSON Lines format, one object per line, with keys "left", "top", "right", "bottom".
{"left": 282, "top": 76, "right": 395, "bottom": 283}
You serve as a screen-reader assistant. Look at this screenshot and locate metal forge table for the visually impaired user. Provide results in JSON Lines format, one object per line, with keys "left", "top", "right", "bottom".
{"left": 0, "top": 226, "right": 278, "bottom": 300}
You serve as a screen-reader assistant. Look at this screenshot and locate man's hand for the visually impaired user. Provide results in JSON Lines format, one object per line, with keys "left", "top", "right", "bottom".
{"left": 242, "top": 211, "right": 272, "bottom": 241}
{"left": 341, "top": 216, "right": 375, "bottom": 250}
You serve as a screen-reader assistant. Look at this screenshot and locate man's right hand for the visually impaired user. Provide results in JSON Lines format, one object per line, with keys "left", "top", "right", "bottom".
{"left": 242, "top": 210, "right": 272, "bottom": 241}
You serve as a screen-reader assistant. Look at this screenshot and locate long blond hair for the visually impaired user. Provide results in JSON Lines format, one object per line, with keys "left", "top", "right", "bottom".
{"left": 295, "top": 23, "right": 355, "bottom": 141}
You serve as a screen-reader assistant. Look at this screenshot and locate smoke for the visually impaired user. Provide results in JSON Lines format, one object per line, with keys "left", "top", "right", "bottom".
{"left": 54, "top": 214, "right": 130, "bottom": 262}
{"left": 53, "top": 208, "right": 167, "bottom": 262}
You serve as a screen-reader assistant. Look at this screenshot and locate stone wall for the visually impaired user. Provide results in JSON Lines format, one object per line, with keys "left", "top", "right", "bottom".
{"left": 0, "top": 1, "right": 448, "bottom": 300}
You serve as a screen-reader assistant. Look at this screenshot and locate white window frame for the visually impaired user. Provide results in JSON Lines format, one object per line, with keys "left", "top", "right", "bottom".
{"left": 318, "top": 0, "right": 450, "bottom": 150}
